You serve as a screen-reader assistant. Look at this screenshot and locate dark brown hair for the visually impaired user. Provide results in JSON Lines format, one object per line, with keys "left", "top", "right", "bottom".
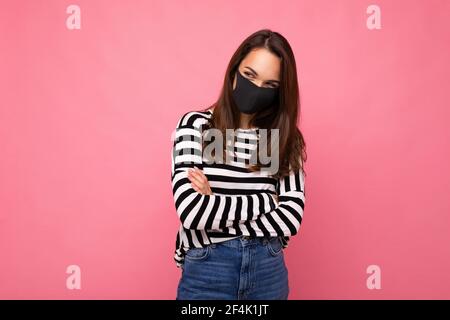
{"left": 202, "top": 29, "right": 307, "bottom": 179}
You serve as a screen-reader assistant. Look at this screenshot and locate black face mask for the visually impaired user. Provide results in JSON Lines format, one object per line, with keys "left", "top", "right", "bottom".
{"left": 232, "top": 70, "right": 279, "bottom": 114}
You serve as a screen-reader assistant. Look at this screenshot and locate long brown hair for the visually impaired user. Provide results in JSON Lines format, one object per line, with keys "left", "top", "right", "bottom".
{"left": 202, "top": 29, "right": 307, "bottom": 179}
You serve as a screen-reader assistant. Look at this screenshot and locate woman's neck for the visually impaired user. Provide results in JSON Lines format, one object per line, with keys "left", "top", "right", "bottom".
{"left": 239, "top": 112, "right": 256, "bottom": 129}
{"left": 207, "top": 107, "right": 256, "bottom": 130}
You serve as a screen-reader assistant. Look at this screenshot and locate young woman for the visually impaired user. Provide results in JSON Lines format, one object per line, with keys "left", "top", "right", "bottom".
{"left": 171, "top": 29, "right": 307, "bottom": 300}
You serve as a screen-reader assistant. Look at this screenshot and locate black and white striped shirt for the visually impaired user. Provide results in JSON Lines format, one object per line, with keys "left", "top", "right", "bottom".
{"left": 171, "top": 109, "right": 306, "bottom": 268}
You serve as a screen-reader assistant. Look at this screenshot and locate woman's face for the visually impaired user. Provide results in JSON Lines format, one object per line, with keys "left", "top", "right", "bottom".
{"left": 233, "top": 47, "right": 281, "bottom": 90}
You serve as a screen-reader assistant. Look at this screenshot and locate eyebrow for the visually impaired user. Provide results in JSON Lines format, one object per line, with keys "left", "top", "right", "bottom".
{"left": 244, "top": 66, "right": 280, "bottom": 84}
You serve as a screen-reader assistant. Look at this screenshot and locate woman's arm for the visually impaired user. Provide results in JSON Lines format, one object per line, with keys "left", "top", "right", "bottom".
{"left": 241, "top": 168, "right": 305, "bottom": 237}
{"left": 171, "top": 111, "right": 277, "bottom": 230}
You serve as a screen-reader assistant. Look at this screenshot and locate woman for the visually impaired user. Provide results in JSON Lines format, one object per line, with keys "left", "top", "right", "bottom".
{"left": 171, "top": 29, "right": 307, "bottom": 300}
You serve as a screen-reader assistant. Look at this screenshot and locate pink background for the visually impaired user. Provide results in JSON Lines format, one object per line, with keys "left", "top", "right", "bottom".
{"left": 1, "top": 0, "right": 449, "bottom": 299}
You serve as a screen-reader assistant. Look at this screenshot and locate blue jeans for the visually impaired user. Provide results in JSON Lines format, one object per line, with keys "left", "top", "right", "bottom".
{"left": 176, "top": 235, "right": 289, "bottom": 300}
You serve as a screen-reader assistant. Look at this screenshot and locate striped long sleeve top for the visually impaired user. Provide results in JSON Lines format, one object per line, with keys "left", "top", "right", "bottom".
{"left": 171, "top": 109, "right": 306, "bottom": 268}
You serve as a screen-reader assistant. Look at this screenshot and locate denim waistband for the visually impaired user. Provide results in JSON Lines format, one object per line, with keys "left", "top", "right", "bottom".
{"left": 213, "top": 235, "right": 278, "bottom": 248}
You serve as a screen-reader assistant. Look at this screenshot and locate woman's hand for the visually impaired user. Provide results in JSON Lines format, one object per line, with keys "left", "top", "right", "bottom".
{"left": 272, "top": 194, "right": 279, "bottom": 205}
{"left": 187, "top": 166, "right": 212, "bottom": 195}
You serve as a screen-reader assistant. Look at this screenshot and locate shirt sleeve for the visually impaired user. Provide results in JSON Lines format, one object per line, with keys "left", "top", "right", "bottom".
{"left": 171, "top": 111, "right": 278, "bottom": 230}
{"left": 242, "top": 166, "right": 306, "bottom": 237}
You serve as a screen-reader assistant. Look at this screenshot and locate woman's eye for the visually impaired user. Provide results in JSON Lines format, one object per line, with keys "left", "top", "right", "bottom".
{"left": 244, "top": 72, "right": 254, "bottom": 78}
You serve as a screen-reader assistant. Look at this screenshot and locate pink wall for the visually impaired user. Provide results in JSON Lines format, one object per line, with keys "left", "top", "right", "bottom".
{"left": 1, "top": 0, "right": 449, "bottom": 299}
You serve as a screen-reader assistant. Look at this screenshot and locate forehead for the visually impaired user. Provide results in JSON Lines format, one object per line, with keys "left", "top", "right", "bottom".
{"left": 240, "top": 48, "right": 281, "bottom": 80}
